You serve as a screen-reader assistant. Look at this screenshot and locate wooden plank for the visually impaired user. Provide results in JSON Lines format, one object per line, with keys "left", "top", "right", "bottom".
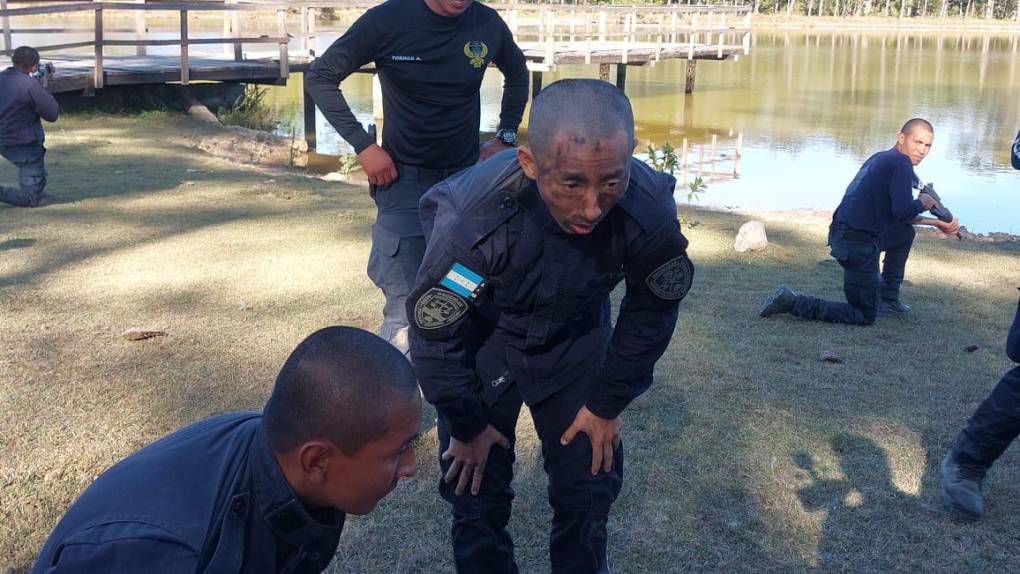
{"left": 96, "top": 2, "right": 289, "bottom": 12}
{"left": 1, "top": 0, "right": 11, "bottom": 57}
{"left": 0, "top": 3, "right": 97, "bottom": 18}
{"left": 94, "top": 5, "right": 103, "bottom": 89}
{"left": 33, "top": 41, "right": 97, "bottom": 53}
{"left": 103, "top": 37, "right": 286, "bottom": 46}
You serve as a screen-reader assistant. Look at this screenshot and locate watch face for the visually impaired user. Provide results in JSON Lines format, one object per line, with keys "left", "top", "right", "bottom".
{"left": 497, "top": 130, "right": 517, "bottom": 146}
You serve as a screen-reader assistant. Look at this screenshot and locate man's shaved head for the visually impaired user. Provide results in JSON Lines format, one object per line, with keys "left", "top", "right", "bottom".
{"left": 900, "top": 118, "right": 933, "bottom": 136}
{"left": 527, "top": 79, "right": 635, "bottom": 161}
{"left": 12, "top": 46, "right": 40, "bottom": 71}
{"left": 263, "top": 326, "right": 418, "bottom": 455}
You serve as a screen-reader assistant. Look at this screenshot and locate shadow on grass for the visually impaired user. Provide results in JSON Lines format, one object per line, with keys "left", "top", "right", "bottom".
{"left": 0, "top": 238, "right": 36, "bottom": 251}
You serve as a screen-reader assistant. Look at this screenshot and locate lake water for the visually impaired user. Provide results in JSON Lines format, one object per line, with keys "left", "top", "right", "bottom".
{"left": 263, "top": 29, "right": 1020, "bottom": 234}
{"left": 12, "top": 23, "right": 1019, "bottom": 233}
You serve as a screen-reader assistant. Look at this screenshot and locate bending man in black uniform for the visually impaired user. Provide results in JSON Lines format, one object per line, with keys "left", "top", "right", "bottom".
{"left": 33, "top": 327, "right": 420, "bottom": 573}
{"left": 759, "top": 119, "right": 961, "bottom": 325}
{"left": 407, "top": 80, "right": 693, "bottom": 573}
{"left": 940, "top": 139, "right": 1020, "bottom": 520}
{"left": 305, "top": 0, "right": 528, "bottom": 354}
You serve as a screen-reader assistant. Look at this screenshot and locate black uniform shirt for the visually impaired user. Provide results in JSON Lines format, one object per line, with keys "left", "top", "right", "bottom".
{"left": 305, "top": 0, "right": 529, "bottom": 168}
{"left": 406, "top": 151, "right": 693, "bottom": 441}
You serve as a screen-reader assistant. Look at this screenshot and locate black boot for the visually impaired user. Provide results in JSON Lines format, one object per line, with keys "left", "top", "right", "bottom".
{"left": 939, "top": 440, "right": 988, "bottom": 521}
{"left": 759, "top": 286, "right": 797, "bottom": 318}
{"left": 878, "top": 298, "right": 911, "bottom": 316}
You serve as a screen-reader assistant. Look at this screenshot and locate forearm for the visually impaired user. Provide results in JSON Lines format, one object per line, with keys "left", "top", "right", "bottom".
{"left": 587, "top": 299, "right": 680, "bottom": 419}
{"left": 497, "top": 66, "right": 528, "bottom": 132}
{"left": 303, "top": 20, "right": 378, "bottom": 153}
{"left": 304, "top": 70, "right": 374, "bottom": 153}
{"left": 494, "top": 32, "right": 528, "bottom": 132}
{"left": 410, "top": 340, "right": 488, "bottom": 441}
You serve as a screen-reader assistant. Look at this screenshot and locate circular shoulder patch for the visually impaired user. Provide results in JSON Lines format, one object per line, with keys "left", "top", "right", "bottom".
{"left": 645, "top": 255, "right": 694, "bottom": 301}
{"left": 414, "top": 287, "right": 469, "bottom": 330}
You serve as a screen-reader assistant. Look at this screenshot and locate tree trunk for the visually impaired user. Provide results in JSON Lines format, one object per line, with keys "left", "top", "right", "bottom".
{"left": 820, "top": 0, "right": 827, "bottom": 15}
{"left": 939, "top": 0, "right": 948, "bottom": 18}
{"left": 884, "top": 0, "right": 891, "bottom": 16}
{"left": 986, "top": 0, "right": 994, "bottom": 18}
{"left": 787, "top": 0, "right": 795, "bottom": 17}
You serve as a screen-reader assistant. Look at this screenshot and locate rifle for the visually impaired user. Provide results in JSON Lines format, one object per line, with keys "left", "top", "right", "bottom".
{"left": 919, "top": 182, "right": 960, "bottom": 239}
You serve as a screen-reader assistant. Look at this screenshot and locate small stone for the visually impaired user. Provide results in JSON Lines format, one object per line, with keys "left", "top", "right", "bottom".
{"left": 320, "top": 172, "right": 347, "bottom": 182}
{"left": 122, "top": 327, "right": 167, "bottom": 341}
{"left": 820, "top": 351, "right": 844, "bottom": 364}
{"left": 180, "top": 181, "right": 196, "bottom": 186}
{"left": 734, "top": 221, "right": 768, "bottom": 253}
{"left": 965, "top": 345, "right": 980, "bottom": 353}
{"left": 238, "top": 302, "right": 253, "bottom": 311}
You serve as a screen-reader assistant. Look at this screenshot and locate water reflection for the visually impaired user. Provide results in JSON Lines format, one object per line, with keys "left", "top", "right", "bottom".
{"left": 263, "top": 29, "right": 1017, "bottom": 234}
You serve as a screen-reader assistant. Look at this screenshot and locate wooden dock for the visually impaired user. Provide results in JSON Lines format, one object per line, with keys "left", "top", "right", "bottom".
{"left": 2, "top": 1, "right": 751, "bottom": 153}
{"left": 1, "top": 1, "right": 751, "bottom": 95}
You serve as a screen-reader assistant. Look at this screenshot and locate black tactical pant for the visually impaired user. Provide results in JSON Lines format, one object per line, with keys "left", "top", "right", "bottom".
{"left": 954, "top": 366, "right": 1020, "bottom": 470}
{"left": 437, "top": 380, "right": 623, "bottom": 574}
{"left": 790, "top": 222, "right": 915, "bottom": 325}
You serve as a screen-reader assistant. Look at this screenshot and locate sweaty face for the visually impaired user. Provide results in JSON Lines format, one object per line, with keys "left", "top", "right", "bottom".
{"left": 895, "top": 128, "right": 934, "bottom": 166}
{"left": 525, "top": 130, "right": 633, "bottom": 235}
{"left": 322, "top": 396, "right": 421, "bottom": 515}
{"left": 425, "top": 0, "right": 473, "bottom": 17}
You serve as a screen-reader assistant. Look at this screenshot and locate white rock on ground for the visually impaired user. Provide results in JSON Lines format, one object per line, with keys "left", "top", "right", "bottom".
{"left": 734, "top": 220, "right": 768, "bottom": 253}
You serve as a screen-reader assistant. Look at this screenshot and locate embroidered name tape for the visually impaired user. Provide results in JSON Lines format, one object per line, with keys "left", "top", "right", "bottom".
{"left": 440, "top": 262, "right": 485, "bottom": 300}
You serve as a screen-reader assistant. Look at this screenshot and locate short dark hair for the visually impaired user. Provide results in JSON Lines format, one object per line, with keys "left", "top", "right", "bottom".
{"left": 263, "top": 326, "right": 418, "bottom": 455}
{"left": 526, "top": 79, "right": 635, "bottom": 160}
{"left": 900, "top": 118, "right": 933, "bottom": 136}
{"left": 12, "top": 46, "right": 40, "bottom": 70}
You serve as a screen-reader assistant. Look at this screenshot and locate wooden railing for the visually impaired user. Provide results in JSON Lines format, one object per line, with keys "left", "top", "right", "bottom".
{"left": 1, "top": 1, "right": 752, "bottom": 91}
{"left": 0, "top": 1, "right": 292, "bottom": 88}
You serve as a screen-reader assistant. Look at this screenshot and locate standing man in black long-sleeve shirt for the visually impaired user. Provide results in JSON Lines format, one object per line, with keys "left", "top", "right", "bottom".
{"left": 0, "top": 46, "right": 59, "bottom": 208}
{"left": 305, "top": 0, "right": 529, "bottom": 353}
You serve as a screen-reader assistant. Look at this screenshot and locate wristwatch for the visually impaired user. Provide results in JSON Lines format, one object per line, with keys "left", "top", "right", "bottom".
{"left": 495, "top": 129, "right": 518, "bottom": 147}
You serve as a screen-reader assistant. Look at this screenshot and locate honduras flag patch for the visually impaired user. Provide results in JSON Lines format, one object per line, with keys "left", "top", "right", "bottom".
{"left": 440, "top": 262, "right": 485, "bottom": 300}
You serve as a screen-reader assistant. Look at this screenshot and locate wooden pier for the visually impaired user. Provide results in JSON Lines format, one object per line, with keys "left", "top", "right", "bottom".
{"left": 2, "top": 1, "right": 751, "bottom": 152}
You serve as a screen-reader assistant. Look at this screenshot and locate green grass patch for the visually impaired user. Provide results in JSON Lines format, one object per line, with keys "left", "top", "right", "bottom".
{"left": 1, "top": 114, "right": 1019, "bottom": 572}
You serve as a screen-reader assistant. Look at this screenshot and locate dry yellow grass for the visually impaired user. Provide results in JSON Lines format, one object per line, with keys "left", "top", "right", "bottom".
{"left": 2, "top": 113, "right": 1019, "bottom": 572}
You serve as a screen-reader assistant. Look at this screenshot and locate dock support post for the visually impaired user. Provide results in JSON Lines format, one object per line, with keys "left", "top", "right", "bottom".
{"left": 276, "top": 9, "right": 288, "bottom": 79}
{"left": 615, "top": 64, "right": 627, "bottom": 91}
{"left": 1, "top": 0, "right": 12, "bottom": 58}
{"left": 685, "top": 59, "right": 696, "bottom": 94}
{"left": 135, "top": 0, "right": 146, "bottom": 56}
{"left": 303, "top": 87, "right": 317, "bottom": 152}
{"left": 95, "top": 5, "right": 105, "bottom": 89}
{"left": 179, "top": 9, "right": 188, "bottom": 85}
{"left": 599, "top": 63, "right": 610, "bottom": 82}
{"left": 531, "top": 70, "right": 543, "bottom": 98}
{"left": 232, "top": 2, "right": 241, "bottom": 61}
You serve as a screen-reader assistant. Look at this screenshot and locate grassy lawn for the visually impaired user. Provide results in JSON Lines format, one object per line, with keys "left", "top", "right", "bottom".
{"left": 2, "top": 113, "right": 1019, "bottom": 573}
